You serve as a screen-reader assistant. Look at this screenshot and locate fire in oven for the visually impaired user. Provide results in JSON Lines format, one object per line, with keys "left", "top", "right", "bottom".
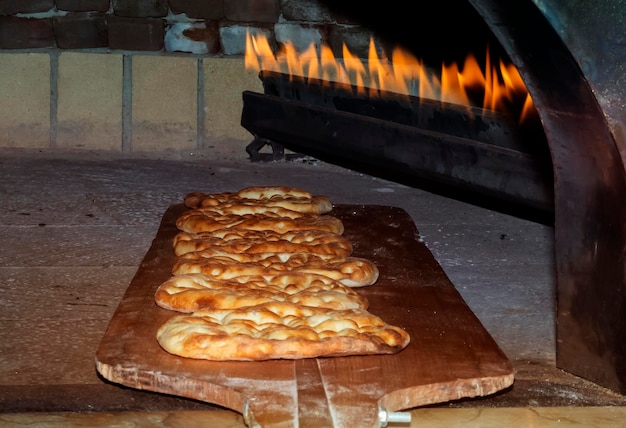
{"left": 240, "top": 0, "right": 626, "bottom": 396}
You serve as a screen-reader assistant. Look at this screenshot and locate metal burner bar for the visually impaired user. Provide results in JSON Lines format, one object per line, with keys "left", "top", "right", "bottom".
{"left": 259, "top": 70, "right": 547, "bottom": 156}
{"left": 241, "top": 90, "right": 553, "bottom": 222}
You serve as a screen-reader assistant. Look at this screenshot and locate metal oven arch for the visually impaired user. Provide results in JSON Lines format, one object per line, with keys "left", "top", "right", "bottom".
{"left": 467, "top": 0, "right": 626, "bottom": 393}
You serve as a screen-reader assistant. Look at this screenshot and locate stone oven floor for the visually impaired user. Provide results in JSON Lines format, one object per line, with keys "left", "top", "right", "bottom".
{"left": 1, "top": 148, "right": 625, "bottom": 426}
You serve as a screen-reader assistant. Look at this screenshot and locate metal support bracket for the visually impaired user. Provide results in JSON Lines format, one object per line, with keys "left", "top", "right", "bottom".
{"left": 246, "top": 136, "right": 285, "bottom": 162}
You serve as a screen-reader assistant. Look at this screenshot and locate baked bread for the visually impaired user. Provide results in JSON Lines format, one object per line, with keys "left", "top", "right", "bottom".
{"left": 189, "top": 204, "right": 306, "bottom": 219}
{"left": 153, "top": 186, "right": 409, "bottom": 362}
{"left": 154, "top": 273, "right": 369, "bottom": 312}
{"left": 172, "top": 229, "right": 353, "bottom": 257}
{"left": 177, "top": 249, "right": 346, "bottom": 263}
{"left": 176, "top": 210, "right": 345, "bottom": 235}
{"left": 156, "top": 301, "right": 410, "bottom": 361}
{"left": 184, "top": 186, "right": 332, "bottom": 214}
{"left": 171, "top": 254, "right": 379, "bottom": 287}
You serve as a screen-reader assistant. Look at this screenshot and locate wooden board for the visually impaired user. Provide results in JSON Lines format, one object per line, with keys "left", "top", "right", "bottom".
{"left": 95, "top": 204, "right": 514, "bottom": 428}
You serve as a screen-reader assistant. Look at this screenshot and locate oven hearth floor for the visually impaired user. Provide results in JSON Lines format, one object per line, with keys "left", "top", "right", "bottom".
{"left": 1, "top": 148, "right": 625, "bottom": 426}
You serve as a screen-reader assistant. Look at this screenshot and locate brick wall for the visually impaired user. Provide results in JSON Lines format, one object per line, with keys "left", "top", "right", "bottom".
{"left": 0, "top": 0, "right": 376, "bottom": 156}
{"left": 0, "top": 0, "right": 374, "bottom": 58}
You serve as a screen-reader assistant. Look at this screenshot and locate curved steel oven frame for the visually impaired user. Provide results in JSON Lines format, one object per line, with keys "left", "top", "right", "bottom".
{"left": 244, "top": 0, "right": 626, "bottom": 393}
{"left": 468, "top": 0, "right": 626, "bottom": 393}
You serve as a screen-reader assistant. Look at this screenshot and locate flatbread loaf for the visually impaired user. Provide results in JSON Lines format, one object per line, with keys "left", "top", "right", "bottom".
{"left": 171, "top": 254, "right": 379, "bottom": 287}
{"left": 184, "top": 186, "right": 332, "bottom": 214}
{"left": 176, "top": 210, "right": 344, "bottom": 235}
{"left": 156, "top": 301, "right": 410, "bottom": 361}
{"left": 154, "top": 186, "right": 409, "bottom": 362}
{"left": 154, "top": 273, "right": 369, "bottom": 312}
{"left": 178, "top": 249, "right": 345, "bottom": 263}
{"left": 172, "top": 229, "right": 353, "bottom": 257}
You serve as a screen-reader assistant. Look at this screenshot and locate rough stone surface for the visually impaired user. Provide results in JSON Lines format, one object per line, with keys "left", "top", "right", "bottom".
{"left": 220, "top": 24, "right": 273, "bottom": 55}
{"left": 112, "top": 0, "right": 168, "bottom": 18}
{"left": 224, "top": 0, "right": 279, "bottom": 23}
{"left": 274, "top": 23, "right": 324, "bottom": 52}
{"left": 1, "top": 148, "right": 625, "bottom": 412}
{"left": 55, "top": 0, "right": 110, "bottom": 12}
{"left": 0, "top": 0, "right": 54, "bottom": 15}
{"left": 108, "top": 16, "right": 164, "bottom": 51}
{"left": 0, "top": 16, "right": 55, "bottom": 49}
{"left": 165, "top": 21, "right": 220, "bottom": 54}
{"left": 0, "top": 0, "right": 375, "bottom": 59}
{"left": 327, "top": 25, "right": 382, "bottom": 59}
{"left": 53, "top": 14, "right": 108, "bottom": 49}
{"left": 0, "top": 149, "right": 556, "bottom": 375}
{"left": 169, "top": 0, "right": 224, "bottom": 20}
{"left": 280, "top": 0, "right": 333, "bottom": 22}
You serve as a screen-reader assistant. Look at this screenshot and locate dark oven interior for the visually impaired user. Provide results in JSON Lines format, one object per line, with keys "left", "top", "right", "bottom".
{"left": 241, "top": 0, "right": 626, "bottom": 394}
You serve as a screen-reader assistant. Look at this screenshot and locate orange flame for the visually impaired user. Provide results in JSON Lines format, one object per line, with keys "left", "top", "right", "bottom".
{"left": 245, "top": 32, "right": 535, "bottom": 123}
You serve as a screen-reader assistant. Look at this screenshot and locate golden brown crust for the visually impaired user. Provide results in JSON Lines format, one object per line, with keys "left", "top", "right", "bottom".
{"left": 171, "top": 254, "right": 379, "bottom": 287}
{"left": 154, "top": 273, "right": 369, "bottom": 312}
{"left": 176, "top": 210, "right": 344, "bottom": 235}
{"left": 183, "top": 186, "right": 333, "bottom": 214}
{"left": 178, "top": 249, "right": 344, "bottom": 264}
{"left": 172, "top": 229, "right": 353, "bottom": 257}
{"left": 191, "top": 204, "right": 306, "bottom": 219}
{"left": 156, "top": 301, "right": 410, "bottom": 361}
{"left": 236, "top": 186, "right": 313, "bottom": 200}
{"left": 154, "top": 185, "right": 409, "bottom": 362}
